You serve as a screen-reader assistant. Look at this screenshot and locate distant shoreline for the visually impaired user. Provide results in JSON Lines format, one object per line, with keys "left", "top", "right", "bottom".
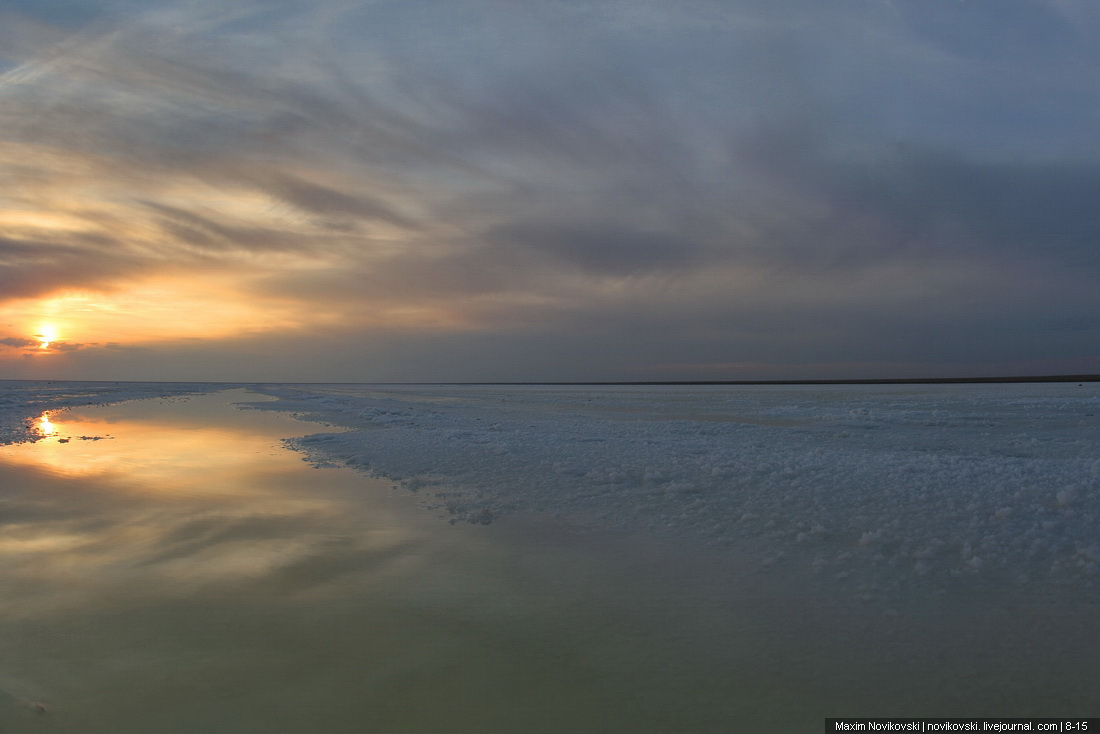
{"left": 1, "top": 374, "right": 1098, "bottom": 386}
{"left": 482, "top": 374, "right": 1100, "bottom": 386}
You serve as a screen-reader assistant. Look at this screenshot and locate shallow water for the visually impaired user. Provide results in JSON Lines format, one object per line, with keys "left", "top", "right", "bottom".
{"left": 0, "top": 389, "right": 1096, "bottom": 732}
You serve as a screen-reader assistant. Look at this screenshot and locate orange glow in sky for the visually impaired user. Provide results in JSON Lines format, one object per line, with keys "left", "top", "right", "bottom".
{"left": 1, "top": 276, "right": 331, "bottom": 354}
{"left": 0, "top": 267, "right": 470, "bottom": 366}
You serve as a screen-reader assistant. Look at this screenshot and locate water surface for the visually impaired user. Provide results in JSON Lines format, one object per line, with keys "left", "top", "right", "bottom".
{"left": 0, "top": 390, "right": 754, "bottom": 732}
{"left": 0, "top": 389, "right": 1095, "bottom": 732}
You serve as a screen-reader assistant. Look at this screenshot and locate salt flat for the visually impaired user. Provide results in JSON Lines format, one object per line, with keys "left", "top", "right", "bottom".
{"left": 0, "top": 381, "right": 1096, "bottom": 729}
{"left": 245, "top": 382, "right": 1100, "bottom": 600}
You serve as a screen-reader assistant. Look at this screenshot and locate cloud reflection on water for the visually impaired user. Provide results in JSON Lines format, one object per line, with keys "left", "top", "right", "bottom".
{"left": 0, "top": 391, "right": 765, "bottom": 733}
{"left": 0, "top": 392, "right": 426, "bottom": 621}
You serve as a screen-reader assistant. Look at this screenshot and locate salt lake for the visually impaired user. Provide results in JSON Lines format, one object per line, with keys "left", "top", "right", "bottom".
{"left": 0, "top": 384, "right": 1096, "bottom": 731}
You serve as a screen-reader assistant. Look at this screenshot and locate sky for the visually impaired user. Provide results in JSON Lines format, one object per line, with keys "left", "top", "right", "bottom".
{"left": 1, "top": 0, "right": 1099, "bottom": 382}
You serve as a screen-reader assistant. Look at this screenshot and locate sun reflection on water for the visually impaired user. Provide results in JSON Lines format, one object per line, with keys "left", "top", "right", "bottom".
{"left": 0, "top": 392, "right": 421, "bottom": 598}
{"left": 11, "top": 405, "right": 281, "bottom": 489}
{"left": 35, "top": 411, "right": 57, "bottom": 437}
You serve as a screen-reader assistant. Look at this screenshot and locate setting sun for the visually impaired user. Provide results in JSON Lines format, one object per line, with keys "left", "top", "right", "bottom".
{"left": 35, "top": 324, "right": 59, "bottom": 350}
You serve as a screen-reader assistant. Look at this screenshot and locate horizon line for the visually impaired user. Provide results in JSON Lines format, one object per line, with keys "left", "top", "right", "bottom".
{"left": 1, "top": 373, "right": 1098, "bottom": 386}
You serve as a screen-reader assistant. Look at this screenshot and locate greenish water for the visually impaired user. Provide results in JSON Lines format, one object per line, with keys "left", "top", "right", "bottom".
{"left": 0, "top": 390, "right": 1095, "bottom": 732}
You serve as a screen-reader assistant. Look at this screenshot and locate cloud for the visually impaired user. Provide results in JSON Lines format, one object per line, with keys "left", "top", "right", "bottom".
{"left": 265, "top": 176, "right": 414, "bottom": 229}
{"left": 0, "top": 0, "right": 115, "bottom": 28}
{"left": 0, "top": 336, "right": 38, "bottom": 348}
{"left": 1, "top": 335, "right": 95, "bottom": 352}
{"left": 0, "top": 0, "right": 1098, "bottom": 379}
{"left": 0, "top": 236, "right": 151, "bottom": 301}
{"left": 49, "top": 341, "right": 87, "bottom": 352}
{"left": 896, "top": 0, "right": 1078, "bottom": 62}
{"left": 720, "top": 141, "right": 1100, "bottom": 272}
{"left": 486, "top": 223, "right": 709, "bottom": 276}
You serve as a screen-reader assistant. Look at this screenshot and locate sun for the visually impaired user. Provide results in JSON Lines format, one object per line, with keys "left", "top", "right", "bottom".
{"left": 35, "top": 324, "right": 59, "bottom": 350}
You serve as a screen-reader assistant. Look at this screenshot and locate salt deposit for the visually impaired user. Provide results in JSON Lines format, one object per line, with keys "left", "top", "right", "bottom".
{"left": 242, "top": 382, "right": 1100, "bottom": 600}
